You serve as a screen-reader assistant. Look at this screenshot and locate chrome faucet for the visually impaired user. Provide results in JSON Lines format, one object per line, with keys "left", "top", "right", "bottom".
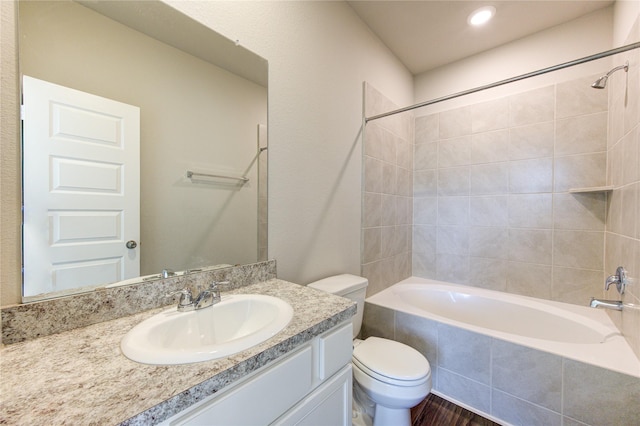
{"left": 590, "top": 298, "right": 623, "bottom": 311}
{"left": 589, "top": 266, "right": 629, "bottom": 311}
{"left": 166, "top": 288, "right": 195, "bottom": 312}
{"left": 166, "top": 281, "right": 227, "bottom": 312}
{"left": 604, "top": 266, "right": 627, "bottom": 294}
{"left": 161, "top": 268, "right": 176, "bottom": 279}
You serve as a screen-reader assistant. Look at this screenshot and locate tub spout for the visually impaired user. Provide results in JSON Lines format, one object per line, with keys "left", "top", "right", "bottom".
{"left": 589, "top": 298, "right": 623, "bottom": 311}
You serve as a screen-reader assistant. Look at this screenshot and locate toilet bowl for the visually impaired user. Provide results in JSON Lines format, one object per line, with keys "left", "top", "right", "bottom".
{"left": 308, "top": 275, "right": 431, "bottom": 426}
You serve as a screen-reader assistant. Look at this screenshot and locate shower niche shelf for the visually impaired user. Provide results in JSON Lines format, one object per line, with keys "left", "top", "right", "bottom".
{"left": 569, "top": 185, "right": 614, "bottom": 194}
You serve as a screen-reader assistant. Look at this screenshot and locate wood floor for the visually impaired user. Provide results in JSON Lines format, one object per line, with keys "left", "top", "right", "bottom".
{"left": 411, "top": 394, "right": 500, "bottom": 426}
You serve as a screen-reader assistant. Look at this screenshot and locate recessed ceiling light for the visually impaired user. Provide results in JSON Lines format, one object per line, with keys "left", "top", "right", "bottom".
{"left": 468, "top": 6, "right": 496, "bottom": 27}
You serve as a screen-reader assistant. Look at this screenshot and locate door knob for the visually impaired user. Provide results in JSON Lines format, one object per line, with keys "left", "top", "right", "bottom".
{"left": 126, "top": 240, "right": 138, "bottom": 249}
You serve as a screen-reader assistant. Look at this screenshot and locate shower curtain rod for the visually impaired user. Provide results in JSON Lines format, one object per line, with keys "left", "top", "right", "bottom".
{"left": 365, "top": 41, "right": 640, "bottom": 123}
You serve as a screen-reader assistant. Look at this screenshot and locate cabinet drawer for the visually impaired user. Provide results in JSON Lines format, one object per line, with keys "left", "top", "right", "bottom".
{"left": 168, "top": 345, "right": 313, "bottom": 425}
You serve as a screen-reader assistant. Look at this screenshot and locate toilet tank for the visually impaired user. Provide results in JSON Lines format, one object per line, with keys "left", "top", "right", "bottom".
{"left": 307, "top": 274, "right": 368, "bottom": 339}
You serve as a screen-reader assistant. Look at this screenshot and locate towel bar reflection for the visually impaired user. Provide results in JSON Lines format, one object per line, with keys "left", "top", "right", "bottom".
{"left": 186, "top": 170, "right": 249, "bottom": 183}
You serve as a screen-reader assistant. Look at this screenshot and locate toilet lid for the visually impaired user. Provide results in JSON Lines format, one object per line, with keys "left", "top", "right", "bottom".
{"left": 352, "top": 337, "right": 430, "bottom": 387}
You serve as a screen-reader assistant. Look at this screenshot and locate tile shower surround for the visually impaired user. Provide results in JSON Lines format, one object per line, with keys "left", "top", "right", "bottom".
{"left": 605, "top": 21, "right": 640, "bottom": 361}
{"left": 412, "top": 80, "right": 609, "bottom": 306}
{"left": 362, "top": 20, "right": 640, "bottom": 422}
{"left": 362, "top": 83, "right": 414, "bottom": 296}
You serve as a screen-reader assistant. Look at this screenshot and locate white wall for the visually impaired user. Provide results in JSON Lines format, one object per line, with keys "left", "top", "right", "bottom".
{"left": 414, "top": 7, "right": 614, "bottom": 115}
{"left": 613, "top": 0, "right": 640, "bottom": 45}
{"left": 167, "top": 1, "right": 414, "bottom": 285}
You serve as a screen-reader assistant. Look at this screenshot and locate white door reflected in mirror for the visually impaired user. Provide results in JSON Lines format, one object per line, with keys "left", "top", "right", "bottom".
{"left": 22, "top": 76, "right": 140, "bottom": 299}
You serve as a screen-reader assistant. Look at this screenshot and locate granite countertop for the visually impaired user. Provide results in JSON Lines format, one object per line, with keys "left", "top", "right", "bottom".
{"left": 0, "top": 279, "right": 356, "bottom": 425}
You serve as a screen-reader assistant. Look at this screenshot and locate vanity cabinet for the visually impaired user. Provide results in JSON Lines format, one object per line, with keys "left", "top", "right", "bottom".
{"left": 160, "top": 321, "right": 353, "bottom": 425}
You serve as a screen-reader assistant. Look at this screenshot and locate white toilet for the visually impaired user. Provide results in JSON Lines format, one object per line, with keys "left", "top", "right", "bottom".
{"left": 308, "top": 274, "right": 431, "bottom": 426}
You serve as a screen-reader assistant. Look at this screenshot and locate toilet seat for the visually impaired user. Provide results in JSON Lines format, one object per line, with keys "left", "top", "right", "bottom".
{"left": 352, "top": 337, "right": 430, "bottom": 387}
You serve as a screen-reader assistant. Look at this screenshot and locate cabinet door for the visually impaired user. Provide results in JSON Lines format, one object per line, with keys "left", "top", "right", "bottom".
{"left": 165, "top": 346, "right": 313, "bottom": 425}
{"left": 272, "top": 364, "right": 352, "bottom": 426}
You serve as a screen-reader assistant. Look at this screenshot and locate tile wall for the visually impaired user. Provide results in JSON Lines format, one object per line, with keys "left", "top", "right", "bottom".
{"left": 361, "top": 83, "right": 414, "bottom": 296}
{"left": 362, "top": 303, "right": 640, "bottom": 426}
{"left": 413, "top": 76, "right": 610, "bottom": 306}
{"left": 605, "top": 16, "right": 640, "bottom": 359}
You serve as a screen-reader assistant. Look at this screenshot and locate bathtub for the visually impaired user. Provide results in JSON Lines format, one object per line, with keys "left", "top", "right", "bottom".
{"left": 364, "top": 277, "right": 640, "bottom": 425}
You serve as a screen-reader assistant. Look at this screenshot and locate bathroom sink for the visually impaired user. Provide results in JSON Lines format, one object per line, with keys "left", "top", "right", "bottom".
{"left": 121, "top": 294, "right": 294, "bottom": 365}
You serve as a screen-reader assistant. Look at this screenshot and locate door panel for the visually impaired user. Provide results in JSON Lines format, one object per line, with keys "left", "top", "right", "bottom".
{"left": 22, "top": 75, "right": 140, "bottom": 298}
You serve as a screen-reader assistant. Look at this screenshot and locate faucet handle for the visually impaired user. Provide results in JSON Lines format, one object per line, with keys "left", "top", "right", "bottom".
{"left": 209, "top": 281, "right": 227, "bottom": 301}
{"left": 605, "top": 266, "right": 627, "bottom": 294}
{"left": 165, "top": 288, "right": 193, "bottom": 307}
{"left": 210, "top": 280, "right": 229, "bottom": 289}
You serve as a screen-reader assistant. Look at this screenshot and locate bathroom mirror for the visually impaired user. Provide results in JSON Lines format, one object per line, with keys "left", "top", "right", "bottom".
{"left": 19, "top": 0, "right": 268, "bottom": 301}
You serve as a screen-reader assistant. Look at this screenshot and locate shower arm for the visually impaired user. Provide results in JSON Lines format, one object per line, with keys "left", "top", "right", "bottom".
{"left": 365, "top": 41, "right": 640, "bottom": 123}
{"left": 605, "top": 62, "right": 630, "bottom": 76}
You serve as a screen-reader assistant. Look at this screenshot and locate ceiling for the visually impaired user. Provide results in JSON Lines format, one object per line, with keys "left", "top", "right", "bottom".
{"left": 347, "top": 0, "right": 614, "bottom": 75}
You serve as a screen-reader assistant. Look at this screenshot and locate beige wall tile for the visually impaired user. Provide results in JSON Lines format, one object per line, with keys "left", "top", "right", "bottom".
{"left": 415, "top": 142, "right": 437, "bottom": 170}
{"left": 564, "top": 360, "right": 640, "bottom": 426}
{"left": 364, "top": 156, "right": 383, "bottom": 193}
{"left": 509, "top": 122, "right": 554, "bottom": 160}
{"left": 552, "top": 267, "right": 603, "bottom": 305}
{"left": 397, "top": 139, "right": 412, "bottom": 170}
{"left": 508, "top": 193, "right": 553, "bottom": 228}
{"left": 509, "top": 158, "right": 553, "bottom": 193}
{"left": 363, "top": 192, "right": 381, "bottom": 228}
{"left": 556, "top": 112, "right": 607, "bottom": 156}
{"left": 396, "top": 196, "right": 410, "bottom": 225}
{"left": 365, "top": 122, "right": 396, "bottom": 163}
{"left": 470, "top": 130, "right": 510, "bottom": 164}
{"left": 469, "top": 227, "right": 508, "bottom": 259}
{"left": 470, "top": 163, "right": 509, "bottom": 195}
{"left": 471, "top": 97, "right": 509, "bottom": 133}
{"left": 621, "top": 184, "right": 638, "bottom": 238}
{"left": 439, "top": 106, "right": 472, "bottom": 139}
{"left": 508, "top": 229, "right": 553, "bottom": 264}
{"left": 437, "top": 225, "right": 469, "bottom": 256}
{"left": 506, "top": 261, "right": 552, "bottom": 299}
{"left": 622, "top": 128, "right": 638, "bottom": 185}
{"left": 509, "top": 86, "right": 555, "bottom": 127}
{"left": 554, "top": 153, "right": 606, "bottom": 192}
{"left": 381, "top": 193, "right": 396, "bottom": 226}
{"left": 438, "top": 166, "right": 470, "bottom": 196}
{"left": 362, "top": 227, "right": 381, "bottom": 263}
{"left": 414, "top": 169, "right": 437, "bottom": 197}
{"left": 492, "top": 340, "right": 562, "bottom": 412}
{"left": 414, "top": 197, "right": 437, "bottom": 225}
{"left": 438, "top": 196, "right": 469, "bottom": 226}
{"left": 415, "top": 114, "right": 438, "bottom": 144}
{"left": 469, "top": 257, "right": 507, "bottom": 291}
{"left": 438, "top": 135, "right": 471, "bottom": 167}
{"left": 436, "top": 253, "right": 469, "bottom": 284}
{"left": 396, "top": 167, "right": 413, "bottom": 197}
{"left": 556, "top": 74, "right": 608, "bottom": 118}
{"left": 553, "top": 192, "right": 606, "bottom": 231}
{"left": 382, "top": 161, "right": 397, "bottom": 194}
{"left": 553, "top": 230, "right": 604, "bottom": 270}
{"left": 469, "top": 196, "right": 508, "bottom": 227}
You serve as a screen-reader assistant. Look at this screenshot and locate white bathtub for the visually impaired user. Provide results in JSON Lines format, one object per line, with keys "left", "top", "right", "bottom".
{"left": 366, "top": 277, "right": 640, "bottom": 378}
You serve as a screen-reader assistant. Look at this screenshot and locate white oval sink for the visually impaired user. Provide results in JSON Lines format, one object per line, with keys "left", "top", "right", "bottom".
{"left": 121, "top": 294, "right": 293, "bottom": 365}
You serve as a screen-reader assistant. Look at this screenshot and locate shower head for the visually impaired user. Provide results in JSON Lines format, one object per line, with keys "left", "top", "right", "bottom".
{"left": 591, "top": 61, "right": 629, "bottom": 89}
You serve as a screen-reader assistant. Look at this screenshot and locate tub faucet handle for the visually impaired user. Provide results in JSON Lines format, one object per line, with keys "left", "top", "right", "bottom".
{"left": 604, "top": 266, "right": 627, "bottom": 295}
